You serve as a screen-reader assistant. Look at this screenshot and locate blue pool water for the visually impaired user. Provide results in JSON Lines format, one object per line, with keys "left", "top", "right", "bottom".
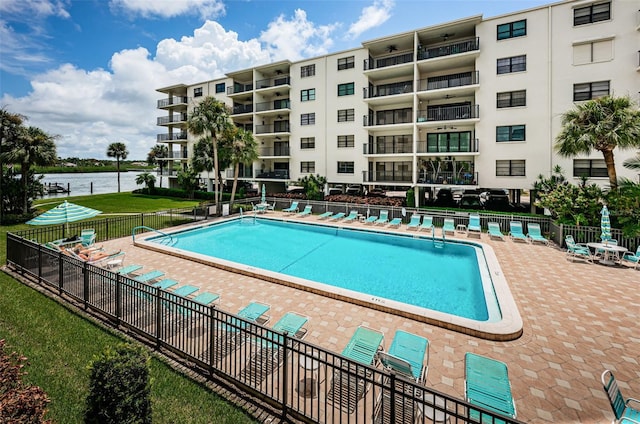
{"left": 151, "top": 219, "right": 494, "bottom": 321}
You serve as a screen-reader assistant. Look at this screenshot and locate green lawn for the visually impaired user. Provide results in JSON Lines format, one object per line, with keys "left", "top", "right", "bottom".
{"left": 33, "top": 192, "right": 202, "bottom": 213}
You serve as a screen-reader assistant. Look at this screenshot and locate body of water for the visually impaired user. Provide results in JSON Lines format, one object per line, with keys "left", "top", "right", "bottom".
{"left": 38, "top": 172, "right": 164, "bottom": 198}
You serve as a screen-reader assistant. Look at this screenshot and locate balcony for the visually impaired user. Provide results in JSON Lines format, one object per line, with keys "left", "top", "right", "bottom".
{"left": 227, "top": 83, "right": 253, "bottom": 95}
{"left": 225, "top": 168, "right": 254, "bottom": 179}
{"left": 232, "top": 104, "right": 253, "bottom": 114}
{"left": 156, "top": 132, "right": 187, "bottom": 142}
{"left": 363, "top": 136, "right": 413, "bottom": 154}
{"left": 255, "top": 122, "right": 290, "bottom": 134}
{"left": 363, "top": 108, "right": 412, "bottom": 126}
{"left": 158, "top": 169, "right": 179, "bottom": 177}
{"left": 259, "top": 145, "right": 290, "bottom": 157}
{"left": 363, "top": 81, "right": 413, "bottom": 99}
{"left": 364, "top": 52, "right": 413, "bottom": 70}
{"left": 157, "top": 96, "right": 189, "bottom": 108}
{"left": 256, "top": 76, "right": 290, "bottom": 89}
{"left": 363, "top": 170, "right": 413, "bottom": 183}
{"left": 417, "top": 170, "right": 478, "bottom": 185}
{"left": 157, "top": 113, "right": 187, "bottom": 125}
{"left": 256, "top": 170, "right": 289, "bottom": 179}
{"left": 417, "top": 104, "right": 479, "bottom": 122}
{"left": 420, "top": 71, "right": 479, "bottom": 91}
{"left": 255, "top": 99, "right": 291, "bottom": 112}
{"left": 168, "top": 150, "right": 188, "bottom": 159}
{"left": 417, "top": 138, "right": 479, "bottom": 154}
{"left": 418, "top": 37, "right": 479, "bottom": 60}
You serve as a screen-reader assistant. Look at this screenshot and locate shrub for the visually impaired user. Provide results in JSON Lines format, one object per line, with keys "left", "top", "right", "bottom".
{"left": 84, "top": 343, "right": 151, "bottom": 424}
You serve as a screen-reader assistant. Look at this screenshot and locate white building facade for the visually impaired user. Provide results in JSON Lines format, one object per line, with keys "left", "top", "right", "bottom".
{"left": 156, "top": 0, "right": 640, "bottom": 204}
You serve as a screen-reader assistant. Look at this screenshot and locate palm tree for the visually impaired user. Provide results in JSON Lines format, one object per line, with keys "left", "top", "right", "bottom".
{"left": 2, "top": 126, "right": 57, "bottom": 214}
{"left": 187, "top": 97, "right": 231, "bottom": 212}
{"left": 135, "top": 172, "right": 156, "bottom": 194}
{"left": 227, "top": 127, "right": 258, "bottom": 205}
{"left": 106, "top": 142, "right": 129, "bottom": 193}
{"left": 191, "top": 137, "right": 215, "bottom": 189}
{"left": 147, "top": 144, "right": 168, "bottom": 187}
{"left": 622, "top": 153, "right": 640, "bottom": 171}
{"left": 555, "top": 95, "right": 640, "bottom": 190}
{"left": 0, "top": 108, "right": 26, "bottom": 222}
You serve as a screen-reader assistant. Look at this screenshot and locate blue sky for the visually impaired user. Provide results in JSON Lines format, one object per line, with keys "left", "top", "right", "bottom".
{"left": 1, "top": 0, "right": 550, "bottom": 159}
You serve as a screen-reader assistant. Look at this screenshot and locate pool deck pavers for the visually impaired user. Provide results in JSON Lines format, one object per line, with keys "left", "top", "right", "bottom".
{"left": 100, "top": 213, "right": 640, "bottom": 423}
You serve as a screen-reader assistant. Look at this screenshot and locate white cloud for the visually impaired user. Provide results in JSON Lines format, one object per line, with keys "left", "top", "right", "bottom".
{"left": 347, "top": 0, "right": 394, "bottom": 39}
{"left": 110, "top": 0, "right": 225, "bottom": 20}
{"left": 0, "top": 0, "right": 70, "bottom": 20}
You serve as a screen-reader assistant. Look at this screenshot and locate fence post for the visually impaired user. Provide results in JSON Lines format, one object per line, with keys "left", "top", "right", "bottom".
{"left": 83, "top": 261, "right": 89, "bottom": 310}
{"left": 389, "top": 372, "right": 397, "bottom": 423}
{"left": 155, "top": 288, "right": 162, "bottom": 348}
{"left": 115, "top": 273, "right": 122, "bottom": 324}
{"left": 281, "top": 332, "right": 289, "bottom": 420}
{"left": 141, "top": 213, "right": 144, "bottom": 228}
{"left": 58, "top": 253, "right": 64, "bottom": 295}
{"left": 37, "top": 244, "right": 43, "bottom": 284}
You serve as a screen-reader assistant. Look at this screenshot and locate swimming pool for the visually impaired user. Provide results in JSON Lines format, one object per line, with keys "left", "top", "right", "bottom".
{"left": 137, "top": 216, "right": 522, "bottom": 340}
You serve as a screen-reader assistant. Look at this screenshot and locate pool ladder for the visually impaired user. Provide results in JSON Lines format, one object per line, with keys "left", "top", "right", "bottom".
{"left": 431, "top": 227, "right": 445, "bottom": 248}
{"left": 132, "top": 226, "right": 175, "bottom": 245}
{"left": 239, "top": 208, "right": 257, "bottom": 224}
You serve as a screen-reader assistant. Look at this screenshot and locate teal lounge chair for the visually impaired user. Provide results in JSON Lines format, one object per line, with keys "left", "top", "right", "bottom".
{"left": 236, "top": 301, "right": 271, "bottom": 326}
{"left": 152, "top": 278, "right": 179, "bottom": 290}
{"left": 443, "top": 218, "right": 455, "bottom": 235}
{"left": 134, "top": 270, "right": 165, "bottom": 283}
{"left": 297, "top": 205, "right": 312, "bottom": 217}
{"left": 172, "top": 285, "right": 199, "bottom": 297}
{"left": 527, "top": 223, "right": 549, "bottom": 245}
{"left": 468, "top": 214, "right": 481, "bottom": 238}
{"left": 375, "top": 210, "right": 389, "bottom": 225}
{"left": 487, "top": 222, "right": 505, "bottom": 240}
{"left": 418, "top": 215, "right": 434, "bottom": 233}
{"left": 193, "top": 292, "right": 220, "bottom": 305}
{"left": 388, "top": 217, "right": 402, "bottom": 228}
{"left": 327, "top": 326, "right": 384, "bottom": 413}
{"left": 365, "top": 215, "right": 378, "bottom": 224}
{"left": 317, "top": 211, "right": 334, "bottom": 220}
{"left": 80, "top": 228, "right": 96, "bottom": 246}
{"left": 621, "top": 246, "right": 640, "bottom": 270}
{"left": 508, "top": 221, "right": 528, "bottom": 242}
{"left": 406, "top": 214, "right": 421, "bottom": 230}
{"left": 117, "top": 264, "right": 143, "bottom": 276}
{"left": 330, "top": 212, "right": 346, "bottom": 221}
{"left": 343, "top": 210, "right": 359, "bottom": 222}
{"left": 282, "top": 201, "right": 299, "bottom": 213}
{"left": 602, "top": 370, "right": 640, "bottom": 424}
{"left": 465, "top": 352, "right": 517, "bottom": 421}
{"left": 565, "top": 236, "right": 593, "bottom": 263}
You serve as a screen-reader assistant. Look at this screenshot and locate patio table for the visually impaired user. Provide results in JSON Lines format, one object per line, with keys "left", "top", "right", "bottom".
{"left": 586, "top": 243, "right": 628, "bottom": 266}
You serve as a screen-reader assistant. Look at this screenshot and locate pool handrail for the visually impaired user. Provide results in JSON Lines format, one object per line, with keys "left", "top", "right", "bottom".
{"left": 132, "top": 226, "right": 174, "bottom": 245}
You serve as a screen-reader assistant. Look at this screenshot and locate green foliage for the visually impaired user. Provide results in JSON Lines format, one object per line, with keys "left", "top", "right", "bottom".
{"left": 135, "top": 172, "right": 156, "bottom": 194}
{"left": 297, "top": 174, "right": 327, "bottom": 201}
{"left": 177, "top": 167, "right": 200, "bottom": 199}
{"left": 606, "top": 179, "right": 640, "bottom": 237}
{"left": 0, "top": 339, "right": 51, "bottom": 423}
{"left": 405, "top": 188, "right": 415, "bottom": 208}
{"left": 1, "top": 166, "right": 44, "bottom": 223}
{"left": 85, "top": 343, "right": 151, "bottom": 424}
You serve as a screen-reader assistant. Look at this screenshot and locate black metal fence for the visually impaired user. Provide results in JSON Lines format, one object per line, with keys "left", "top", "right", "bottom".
{"left": 7, "top": 231, "right": 523, "bottom": 424}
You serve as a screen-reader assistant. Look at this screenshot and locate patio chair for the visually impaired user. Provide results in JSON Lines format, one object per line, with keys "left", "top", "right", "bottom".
{"left": 508, "top": 221, "right": 528, "bottom": 243}
{"left": 297, "top": 205, "right": 313, "bottom": 217}
{"left": 133, "top": 270, "right": 165, "bottom": 284}
{"left": 266, "top": 201, "right": 276, "bottom": 211}
{"left": 406, "top": 214, "right": 421, "bottom": 230}
{"left": 375, "top": 210, "right": 389, "bottom": 226}
{"left": 487, "top": 222, "right": 505, "bottom": 241}
{"left": 80, "top": 228, "right": 96, "bottom": 246}
{"left": 327, "top": 326, "right": 384, "bottom": 413}
{"left": 330, "top": 212, "right": 346, "bottom": 221}
{"left": 465, "top": 352, "right": 517, "bottom": 421}
{"left": 317, "top": 211, "right": 334, "bottom": 220}
{"left": 364, "top": 215, "right": 378, "bottom": 224}
{"left": 418, "top": 216, "right": 434, "bottom": 233}
{"left": 526, "top": 223, "right": 549, "bottom": 245}
{"left": 152, "top": 278, "right": 179, "bottom": 290}
{"left": 193, "top": 292, "right": 220, "bottom": 306}
{"left": 565, "top": 236, "right": 593, "bottom": 263}
{"left": 116, "top": 264, "right": 143, "bottom": 276}
{"left": 252, "top": 202, "right": 267, "bottom": 214}
{"left": 601, "top": 370, "right": 640, "bottom": 423}
{"left": 388, "top": 217, "right": 402, "bottom": 228}
{"left": 282, "top": 201, "right": 299, "bottom": 213}
{"left": 443, "top": 218, "right": 455, "bottom": 235}
{"left": 621, "top": 246, "right": 640, "bottom": 270}
{"left": 468, "top": 214, "right": 481, "bottom": 238}
{"left": 343, "top": 210, "right": 359, "bottom": 222}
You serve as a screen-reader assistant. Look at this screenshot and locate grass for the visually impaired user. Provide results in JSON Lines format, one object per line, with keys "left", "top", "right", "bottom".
{"left": 33, "top": 192, "right": 202, "bottom": 214}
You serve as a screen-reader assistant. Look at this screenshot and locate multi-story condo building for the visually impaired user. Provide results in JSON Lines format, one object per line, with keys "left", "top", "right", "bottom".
{"left": 156, "top": 0, "right": 639, "bottom": 206}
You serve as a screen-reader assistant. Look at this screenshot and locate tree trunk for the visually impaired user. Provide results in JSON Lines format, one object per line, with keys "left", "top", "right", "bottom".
{"left": 159, "top": 162, "right": 164, "bottom": 188}
{"left": 21, "top": 161, "right": 28, "bottom": 215}
{"left": 212, "top": 143, "right": 219, "bottom": 213}
{"left": 116, "top": 158, "right": 121, "bottom": 193}
{"left": 230, "top": 164, "right": 239, "bottom": 206}
{"left": 602, "top": 148, "right": 617, "bottom": 190}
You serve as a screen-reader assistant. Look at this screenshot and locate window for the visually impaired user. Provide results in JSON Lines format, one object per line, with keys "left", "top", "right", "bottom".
{"left": 573, "top": 81, "right": 610, "bottom": 101}
{"left": 337, "top": 56, "right": 355, "bottom": 70}
{"left": 337, "top": 109, "right": 355, "bottom": 122}
{"left": 337, "top": 135, "right": 355, "bottom": 148}
{"left": 338, "top": 83, "right": 355, "bottom": 96}
{"left": 300, "top": 64, "right": 315, "bottom": 78}
{"left": 300, "top": 161, "right": 315, "bottom": 173}
{"left": 300, "top": 137, "right": 315, "bottom": 149}
{"left": 573, "top": 39, "right": 613, "bottom": 65}
{"left": 496, "top": 125, "right": 526, "bottom": 142}
{"left": 497, "top": 19, "right": 526, "bottom": 40}
{"left": 497, "top": 90, "right": 526, "bottom": 108}
{"left": 574, "top": 2, "right": 611, "bottom": 26}
{"left": 300, "top": 89, "right": 315, "bottom": 101}
{"left": 215, "top": 83, "right": 225, "bottom": 93}
{"left": 301, "top": 113, "right": 315, "bottom": 125}
{"left": 573, "top": 159, "right": 607, "bottom": 177}
{"left": 496, "top": 160, "right": 525, "bottom": 176}
{"left": 497, "top": 55, "right": 526, "bottom": 74}
{"left": 337, "top": 161, "right": 355, "bottom": 174}
{"left": 194, "top": 87, "right": 203, "bottom": 97}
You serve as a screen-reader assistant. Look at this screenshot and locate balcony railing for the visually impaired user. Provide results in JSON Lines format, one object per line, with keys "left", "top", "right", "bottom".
{"left": 168, "top": 150, "right": 188, "bottom": 159}
{"left": 255, "top": 123, "right": 290, "bottom": 134}
{"left": 256, "top": 170, "right": 289, "bottom": 179}
{"left": 417, "top": 170, "right": 478, "bottom": 185}
{"left": 232, "top": 104, "right": 253, "bottom": 114}
{"left": 363, "top": 170, "right": 413, "bottom": 183}
{"left": 225, "top": 168, "right": 254, "bottom": 178}
{"left": 157, "top": 114, "right": 188, "bottom": 125}
{"left": 259, "top": 145, "right": 290, "bottom": 156}
{"left": 420, "top": 71, "right": 479, "bottom": 91}
{"left": 417, "top": 105, "right": 479, "bottom": 122}
{"left": 363, "top": 136, "right": 413, "bottom": 154}
{"left": 255, "top": 76, "right": 290, "bottom": 89}
{"left": 159, "top": 169, "right": 179, "bottom": 177}
{"left": 255, "top": 100, "right": 291, "bottom": 112}
{"left": 364, "top": 52, "right": 413, "bottom": 70}
{"left": 363, "top": 81, "right": 413, "bottom": 99}
{"left": 418, "top": 37, "right": 480, "bottom": 60}
{"left": 417, "top": 138, "right": 479, "bottom": 153}
{"left": 227, "top": 83, "right": 253, "bottom": 95}
{"left": 157, "top": 96, "right": 189, "bottom": 108}
{"left": 363, "top": 108, "right": 413, "bottom": 126}
{"left": 156, "top": 132, "right": 187, "bottom": 142}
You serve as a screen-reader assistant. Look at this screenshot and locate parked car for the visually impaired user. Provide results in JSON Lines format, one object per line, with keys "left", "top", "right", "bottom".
{"left": 459, "top": 193, "right": 483, "bottom": 209}
{"left": 482, "top": 189, "right": 511, "bottom": 212}
{"left": 346, "top": 185, "right": 362, "bottom": 195}
{"left": 223, "top": 181, "right": 258, "bottom": 196}
{"left": 366, "top": 188, "right": 386, "bottom": 197}
{"left": 434, "top": 188, "right": 456, "bottom": 207}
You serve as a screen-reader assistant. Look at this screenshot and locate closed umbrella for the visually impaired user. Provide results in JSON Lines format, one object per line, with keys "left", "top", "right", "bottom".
{"left": 27, "top": 200, "right": 102, "bottom": 236}
{"left": 600, "top": 205, "right": 611, "bottom": 243}
{"left": 261, "top": 184, "right": 266, "bottom": 204}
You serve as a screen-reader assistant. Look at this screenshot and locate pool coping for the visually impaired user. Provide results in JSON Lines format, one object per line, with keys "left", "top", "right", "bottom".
{"left": 134, "top": 215, "right": 523, "bottom": 341}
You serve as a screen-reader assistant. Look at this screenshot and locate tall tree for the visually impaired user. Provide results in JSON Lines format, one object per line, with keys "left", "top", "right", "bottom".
{"left": 191, "top": 137, "right": 215, "bottom": 188}
{"left": 106, "top": 142, "right": 129, "bottom": 193}
{"left": 146, "top": 144, "right": 168, "bottom": 187}
{"left": 555, "top": 95, "right": 640, "bottom": 190}
{"left": 227, "top": 126, "right": 258, "bottom": 205}
{"left": 187, "top": 97, "right": 230, "bottom": 212}
{"left": 0, "top": 108, "right": 26, "bottom": 222}
{"left": 2, "top": 126, "right": 57, "bottom": 214}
